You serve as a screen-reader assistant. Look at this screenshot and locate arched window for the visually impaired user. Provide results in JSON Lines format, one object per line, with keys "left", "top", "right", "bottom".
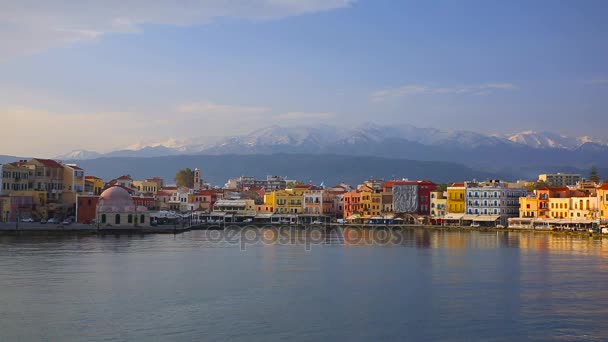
{"left": 101, "top": 214, "right": 106, "bottom": 223}
{"left": 115, "top": 214, "right": 121, "bottom": 225}
{"left": 128, "top": 214, "right": 132, "bottom": 224}
{"left": 140, "top": 215, "right": 145, "bottom": 224}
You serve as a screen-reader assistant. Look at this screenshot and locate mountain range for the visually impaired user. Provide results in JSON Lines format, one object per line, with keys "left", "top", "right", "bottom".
{"left": 54, "top": 124, "right": 608, "bottom": 169}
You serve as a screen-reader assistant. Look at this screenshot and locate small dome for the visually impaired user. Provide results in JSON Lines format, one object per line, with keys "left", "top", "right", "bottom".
{"left": 98, "top": 186, "right": 134, "bottom": 212}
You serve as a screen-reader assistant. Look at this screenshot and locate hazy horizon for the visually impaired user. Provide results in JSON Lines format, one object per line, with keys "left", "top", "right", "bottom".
{"left": 2, "top": 0, "right": 607, "bottom": 156}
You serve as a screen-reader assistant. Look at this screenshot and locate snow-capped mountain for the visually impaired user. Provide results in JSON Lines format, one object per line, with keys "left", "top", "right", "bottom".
{"left": 506, "top": 131, "right": 605, "bottom": 150}
{"left": 55, "top": 150, "right": 102, "bottom": 160}
{"left": 55, "top": 124, "right": 608, "bottom": 160}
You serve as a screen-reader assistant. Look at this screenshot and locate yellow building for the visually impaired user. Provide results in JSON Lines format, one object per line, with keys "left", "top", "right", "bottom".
{"left": 264, "top": 190, "right": 304, "bottom": 214}
{"left": 519, "top": 197, "right": 538, "bottom": 218}
{"left": 549, "top": 198, "right": 570, "bottom": 219}
{"left": 359, "top": 191, "right": 382, "bottom": 218}
{"left": 1, "top": 162, "right": 31, "bottom": 195}
{"left": 447, "top": 183, "right": 465, "bottom": 213}
{"left": 133, "top": 180, "right": 159, "bottom": 195}
{"left": 430, "top": 191, "right": 447, "bottom": 218}
{"left": 85, "top": 176, "right": 104, "bottom": 195}
{"left": 568, "top": 196, "right": 598, "bottom": 219}
{"left": 62, "top": 164, "right": 85, "bottom": 210}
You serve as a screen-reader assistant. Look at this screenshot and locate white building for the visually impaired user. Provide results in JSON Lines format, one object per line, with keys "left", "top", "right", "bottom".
{"left": 465, "top": 180, "right": 528, "bottom": 227}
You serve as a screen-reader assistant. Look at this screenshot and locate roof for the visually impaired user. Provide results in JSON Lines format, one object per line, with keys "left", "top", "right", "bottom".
{"left": 550, "top": 187, "right": 570, "bottom": 191}
{"left": 116, "top": 175, "right": 132, "bottom": 180}
{"left": 294, "top": 184, "right": 312, "bottom": 189}
{"left": 451, "top": 182, "right": 465, "bottom": 187}
{"left": 85, "top": 175, "right": 102, "bottom": 180}
{"left": 33, "top": 158, "right": 63, "bottom": 168}
{"left": 598, "top": 183, "right": 608, "bottom": 190}
{"left": 65, "top": 164, "right": 83, "bottom": 170}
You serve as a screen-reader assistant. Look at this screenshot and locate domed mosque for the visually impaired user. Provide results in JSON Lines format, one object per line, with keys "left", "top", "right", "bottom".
{"left": 97, "top": 186, "right": 150, "bottom": 227}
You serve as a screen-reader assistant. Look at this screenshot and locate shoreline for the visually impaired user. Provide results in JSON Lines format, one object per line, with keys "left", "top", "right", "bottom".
{"left": 0, "top": 222, "right": 603, "bottom": 238}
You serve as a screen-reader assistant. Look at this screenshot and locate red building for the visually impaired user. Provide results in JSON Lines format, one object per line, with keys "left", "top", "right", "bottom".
{"left": 386, "top": 180, "right": 436, "bottom": 216}
{"left": 132, "top": 196, "right": 158, "bottom": 210}
{"left": 7, "top": 195, "right": 33, "bottom": 222}
{"left": 76, "top": 194, "right": 99, "bottom": 223}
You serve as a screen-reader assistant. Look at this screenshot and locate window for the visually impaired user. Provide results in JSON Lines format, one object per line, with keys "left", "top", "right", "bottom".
{"left": 101, "top": 214, "right": 106, "bottom": 223}
{"left": 128, "top": 214, "right": 133, "bottom": 223}
{"left": 115, "top": 214, "right": 121, "bottom": 225}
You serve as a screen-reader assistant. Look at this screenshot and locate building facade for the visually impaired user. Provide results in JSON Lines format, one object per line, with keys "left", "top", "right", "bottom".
{"left": 465, "top": 180, "right": 528, "bottom": 226}
{"left": 538, "top": 173, "right": 581, "bottom": 187}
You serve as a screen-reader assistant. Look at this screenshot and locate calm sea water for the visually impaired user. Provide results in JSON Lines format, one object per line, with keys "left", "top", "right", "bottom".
{"left": 1, "top": 228, "right": 608, "bottom": 342}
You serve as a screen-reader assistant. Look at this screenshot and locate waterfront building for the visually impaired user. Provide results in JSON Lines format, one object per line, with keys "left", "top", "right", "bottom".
{"left": 519, "top": 196, "right": 539, "bottom": 218}
{"left": 76, "top": 194, "right": 99, "bottom": 224}
{"left": 213, "top": 199, "right": 256, "bottom": 216}
{"left": 26, "top": 159, "right": 65, "bottom": 197}
{"left": 430, "top": 191, "right": 447, "bottom": 218}
{"left": 538, "top": 173, "right": 581, "bottom": 187}
{"left": 84, "top": 176, "right": 104, "bottom": 195}
{"left": 62, "top": 164, "right": 85, "bottom": 212}
{"left": 190, "top": 189, "right": 221, "bottom": 212}
{"left": 465, "top": 180, "right": 527, "bottom": 226}
{"left": 303, "top": 187, "right": 324, "bottom": 215}
{"left": 0, "top": 162, "right": 30, "bottom": 194}
{"left": 264, "top": 189, "right": 304, "bottom": 214}
{"left": 446, "top": 183, "right": 465, "bottom": 214}
{"left": 0, "top": 194, "right": 34, "bottom": 222}
{"left": 96, "top": 186, "right": 150, "bottom": 228}
{"left": 390, "top": 180, "right": 436, "bottom": 216}
{"left": 343, "top": 190, "right": 362, "bottom": 222}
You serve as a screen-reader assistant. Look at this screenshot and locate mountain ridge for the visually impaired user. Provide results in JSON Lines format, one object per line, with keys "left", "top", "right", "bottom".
{"left": 55, "top": 124, "right": 608, "bottom": 161}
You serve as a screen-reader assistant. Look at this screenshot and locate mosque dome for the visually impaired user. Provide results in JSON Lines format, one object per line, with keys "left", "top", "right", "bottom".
{"left": 98, "top": 186, "right": 134, "bottom": 212}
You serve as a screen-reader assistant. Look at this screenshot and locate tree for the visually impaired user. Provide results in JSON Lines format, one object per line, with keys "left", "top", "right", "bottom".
{"left": 590, "top": 166, "right": 600, "bottom": 184}
{"left": 436, "top": 183, "right": 448, "bottom": 192}
{"left": 175, "top": 168, "right": 195, "bottom": 188}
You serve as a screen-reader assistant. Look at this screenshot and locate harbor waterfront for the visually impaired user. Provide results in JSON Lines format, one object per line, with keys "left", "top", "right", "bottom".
{"left": 2, "top": 228, "right": 608, "bottom": 341}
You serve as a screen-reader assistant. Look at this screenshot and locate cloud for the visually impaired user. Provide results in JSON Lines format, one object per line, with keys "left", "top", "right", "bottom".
{"left": 0, "top": 0, "right": 355, "bottom": 60}
{"left": 371, "top": 83, "right": 518, "bottom": 101}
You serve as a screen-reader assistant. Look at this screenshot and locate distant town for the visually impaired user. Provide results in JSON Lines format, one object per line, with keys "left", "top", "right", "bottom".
{"left": 1, "top": 158, "right": 607, "bottom": 231}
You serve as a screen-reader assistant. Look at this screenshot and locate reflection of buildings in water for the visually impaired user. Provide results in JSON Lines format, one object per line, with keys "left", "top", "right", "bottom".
{"left": 515, "top": 232, "right": 608, "bottom": 259}
{"left": 415, "top": 229, "right": 432, "bottom": 249}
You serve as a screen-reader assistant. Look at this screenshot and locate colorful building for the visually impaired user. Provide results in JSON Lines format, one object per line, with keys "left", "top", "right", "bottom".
{"left": 391, "top": 180, "right": 436, "bottom": 216}
{"left": 264, "top": 189, "right": 304, "bottom": 214}
{"left": 430, "top": 191, "right": 447, "bottom": 218}
{"left": 85, "top": 176, "right": 104, "bottom": 195}
{"left": 447, "top": 183, "right": 465, "bottom": 214}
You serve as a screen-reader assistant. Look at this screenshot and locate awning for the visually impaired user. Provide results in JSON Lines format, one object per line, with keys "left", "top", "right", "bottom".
{"left": 210, "top": 212, "right": 226, "bottom": 217}
{"left": 370, "top": 216, "right": 383, "bottom": 220}
{"left": 462, "top": 214, "right": 500, "bottom": 222}
{"left": 255, "top": 213, "right": 273, "bottom": 218}
{"left": 346, "top": 215, "right": 360, "bottom": 220}
{"left": 443, "top": 214, "right": 464, "bottom": 220}
{"left": 383, "top": 214, "right": 395, "bottom": 219}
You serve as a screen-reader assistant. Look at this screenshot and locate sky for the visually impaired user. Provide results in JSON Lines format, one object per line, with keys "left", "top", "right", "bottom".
{"left": 1, "top": 0, "right": 607, "bottom": 157}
